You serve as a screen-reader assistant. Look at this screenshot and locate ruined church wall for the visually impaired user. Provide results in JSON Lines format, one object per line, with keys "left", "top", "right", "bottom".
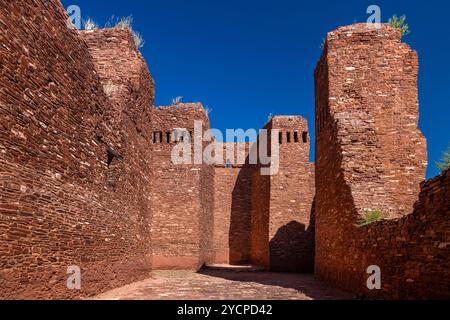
{"left": 315, "top": 24, "right": 447, "bottom": 299}
{"left": 359, "top": 170, "right": 450, "bottom": 299}
{"left": 80, "top": 28, "right": 155, "bottom": 116}
{"left": 150, "top": 104, "right": 213, "bottom": 269}
{"left": 248, "top": 118, "right": 315, "bottom": 271}
{"left": 211, "top": 143, "right": 253, "bottom": 265}
{"left": 268, "top": 117, "right": 315, "bottom": 272}
{"left": 0, "top": 0, "right": 153, "bottom": 299}
{"left": 250, "top": 168, "right": 271, "bottom": 267}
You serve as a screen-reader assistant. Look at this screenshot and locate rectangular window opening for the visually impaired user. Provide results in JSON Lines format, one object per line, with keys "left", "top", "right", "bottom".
{"left": 302, "top": 132, "right": 308, "bottom": 143}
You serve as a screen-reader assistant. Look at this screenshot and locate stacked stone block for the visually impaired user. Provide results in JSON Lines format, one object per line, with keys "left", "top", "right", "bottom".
{"left": 150, "top": 103, "right": 214, "bottom": 270}
{"left": 250, "top": 117, "right": 315, "bottom": 272}
{"left": 0, "top": 0, "right": 153, "bottom": 299}
{"left": 315, "top": 24, "right": 448, "bottom": 299}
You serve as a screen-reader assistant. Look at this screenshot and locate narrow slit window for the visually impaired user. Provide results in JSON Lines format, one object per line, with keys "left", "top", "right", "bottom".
{"left": 302, "top": 132, "right": 308, "bottom": 143}
{"left": 166, "top": 132, "right": 171, "bottom": 143}
{"left": 159, "top": 132, "right": 163, "bottom": 143}
{"left": 279, "top": 132, "right": 283, "bottom": 144}
{"left": 294, "top": 131, "right": 299, "bottom": 143}
{"left": 153, "top": 132, "right": 157, "bottom": 144}
{"left": 287, "top": 132, "right": 291, "bottom": 143}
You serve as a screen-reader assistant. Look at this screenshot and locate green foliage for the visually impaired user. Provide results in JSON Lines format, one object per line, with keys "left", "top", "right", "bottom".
{"left": 355, "top": 209, "right": 384, "bottom": 228}
{"left": 436, "top": 144, "right": 450, "bottom": 173}
{"left": 389, "top": 15, "right": 411, "bottom": 37}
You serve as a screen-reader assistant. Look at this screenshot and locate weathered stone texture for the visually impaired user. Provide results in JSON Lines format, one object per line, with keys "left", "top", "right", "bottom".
{"left": 211, "top": 143, "right": 253, "bottom": 265}
{"left": 251, "top": 117, "right": 315, "bottom": 272}
{"left": 268, "top": 117, "right": 315, "bottom": 272}
{"left": 358, "top": 170, "right": 450, "bottom": 299}
{"left": 315, "top": 24, "right": 447, "bottom": 299}
{"left": 210, "top": 121, "right": 316, "bottom": 272}
{"left": 250, "top": 167, "right": 271, "bottom": 267}
{"left": 150, "top": 103, "right": 214, "bottom": 270}
{"left": 316, "top": 24, "right": 427, "bottom": 219}
{"left": 2, "top": 1, "right": 447, "bottom": 300}
{"left": 79, "top": 28, "right": 155, "bottom": 131}
{"left": 0, "top": 0, "right": 152, "bottom": 299}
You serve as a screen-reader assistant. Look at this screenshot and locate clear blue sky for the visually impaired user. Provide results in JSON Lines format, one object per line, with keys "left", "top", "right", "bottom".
{"left": 62, "top": 0, "right": 449, "bottom": 178}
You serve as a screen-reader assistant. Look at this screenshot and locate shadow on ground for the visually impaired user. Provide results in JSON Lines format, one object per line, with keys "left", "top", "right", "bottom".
{"left": 198, "top": 267, "right": 356, "bottom": 300}
{"left": 93, "top": 269, "right": 356, "bottom": 300}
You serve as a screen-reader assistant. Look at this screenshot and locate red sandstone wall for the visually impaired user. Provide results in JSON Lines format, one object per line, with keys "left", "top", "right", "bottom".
{"left": 249, "top": 118, "right": 315, "bottom": 272}
{"left": 268, "top": 117, "right": 315, "bottom": 272}
{"left": 80, "top": 28, "right": 154, "bottom": 129}
{"left": 211, "top": 143, "right": 253, "bottom": 265}
{"left": 0, "top": 0, "right": 153, "bottom": 299}
{"left": 315, "top": 24, "right": 447, "bottom": 299}
{"left": 358, "top": 170, "right": 450, "bottom": 299}
{"left": 250, "top": 167, "right": 271, "bottom": 267}
{"left": 150, "top": 103, "right": 213, "bottom": 270}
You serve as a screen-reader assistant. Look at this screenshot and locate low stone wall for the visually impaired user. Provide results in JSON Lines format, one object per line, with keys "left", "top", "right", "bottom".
{"left": 316, "top": 170, "right": 450, "bottom": 299}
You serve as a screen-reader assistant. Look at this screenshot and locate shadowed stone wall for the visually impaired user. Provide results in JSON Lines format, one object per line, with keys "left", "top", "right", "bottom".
{"left": 268, "top": 117, "right": 315, "bottom": 272}
{"left": 315, "top": 24, "right": 448, "bottom": 299}
{"left": 2, "top": 2, "right": 447, "bottom": 300}
{"left": 0, "top": 0, "right": 153, "bottom": 299}
{"left": 212, "top": 143, "right": 253, "bottom": 265}
{"left": 210, "top": 119, "right": 315, "bottom": 272}
{"left": 250, "top": 117, "right": 315, "bottom": 272}
{"left": 150, "top": 103, "right": 214, "bottom": 270}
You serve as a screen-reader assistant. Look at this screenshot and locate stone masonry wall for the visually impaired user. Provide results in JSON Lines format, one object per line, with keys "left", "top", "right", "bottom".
{"left": 268, "top": 117, "right": 315, "bottom": 272}
{"left": 357, "top": 170, "right": 450, "bottom": 299}
{"left": 3, "top": 2, "right": 446, "bottom": 301}
{"left": 211, "top": 143, "right": 253, "bottom": 265}
{"left": 211, "top": 121, "right": 315, "bottom": 271}
{"left": 150, "top": 103, "right": 214, "bottom": 270}
{"left": 250, "top": 166, "right": 271, "bottom": 267}
{"left": 79, "top": 29, "right": 155, "bottom": 142}
{"left": 0, "top": 0, "right": 153, "bottom": 299}
{"left": 314, "top": 24, "right": 447, "bottom": 299}
{"left": 249, "top": 117, "right": 315, "bottom": 271}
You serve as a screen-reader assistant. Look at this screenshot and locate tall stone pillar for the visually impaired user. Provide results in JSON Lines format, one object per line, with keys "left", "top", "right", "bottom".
{"left": 314, "top": 24, "right": 427, "bottom": 290}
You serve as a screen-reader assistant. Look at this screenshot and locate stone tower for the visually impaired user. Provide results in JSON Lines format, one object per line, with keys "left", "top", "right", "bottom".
{"left": 314, "top": 24, "right": 428, "bottom": 293}
{"left": 251, "top": 116, "right": 315, "bottom": 272}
